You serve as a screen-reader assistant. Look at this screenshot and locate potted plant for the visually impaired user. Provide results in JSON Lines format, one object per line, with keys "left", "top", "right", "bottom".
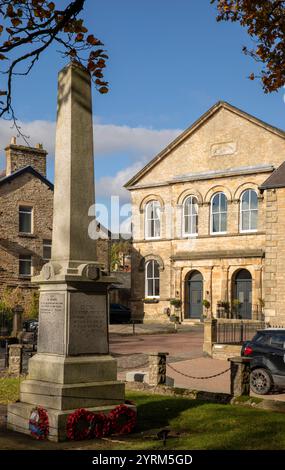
{"left": 170, "top": 298, "right": 182, "bottom": 309}
{"left": 169, "top": 299, "right": 181, "bottom": 331}
{"left": 202, "top": 299, "right": 211, "bottom": 318}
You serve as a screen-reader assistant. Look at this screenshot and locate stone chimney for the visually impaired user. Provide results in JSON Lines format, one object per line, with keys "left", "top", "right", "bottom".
{"left": 5, "top": 137, "right": 47, "bottom": 177}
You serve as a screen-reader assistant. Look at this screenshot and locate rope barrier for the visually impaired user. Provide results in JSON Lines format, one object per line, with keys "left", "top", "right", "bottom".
{"left": 167, "top": 362, "right": 230, "bottom": 380}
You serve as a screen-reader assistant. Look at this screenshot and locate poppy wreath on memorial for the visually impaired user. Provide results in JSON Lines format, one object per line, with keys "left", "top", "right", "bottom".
{"left": 29, "top": 407, "right": 49, "bottom": 440}
{"left": 108, "top": 404, "right": 137, "bottom": 435}
{"left": 66, "top": 408, "right": 95, "bottom": 440}
{"left": 90, "top": 412, "right": 111, "bottom": 438}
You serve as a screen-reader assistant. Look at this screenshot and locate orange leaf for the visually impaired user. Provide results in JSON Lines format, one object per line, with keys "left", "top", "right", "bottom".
{"left": 99, "top": 86, "right": 108, "bottom": 94}
{"left": 75, "top": 33, "right": 84, "bottom": 42}
{"left": 11, "top": 18, "right": 22, "bottom": 27}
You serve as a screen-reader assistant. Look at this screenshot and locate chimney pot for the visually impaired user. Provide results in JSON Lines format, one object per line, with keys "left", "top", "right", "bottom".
{"left": 11, "top": 137, "right": 16, "bottom": 145}
{"left": 35, "top": 143, "right": 43, "bottom": 149}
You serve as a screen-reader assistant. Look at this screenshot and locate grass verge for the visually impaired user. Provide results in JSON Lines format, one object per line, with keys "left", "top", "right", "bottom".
{"left": 1, "top": 379, "right": 285, "bottom": 449}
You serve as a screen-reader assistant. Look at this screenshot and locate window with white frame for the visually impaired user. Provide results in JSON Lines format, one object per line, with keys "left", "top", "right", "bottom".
{"left": 19, "top": 206, "right": 33, "bottom": 234}
{"left": 43, "top": 239, "right": 52, "bottom": 261}
{"left": 183, "top": 196, "right": 198, "bottom": 236}
{"left": 19, "top": 255, "right": 32, "bottom": 277}
{"left": 240, "top": 189, "right": 258, "bottom": 232}
{"left": 145, "top": 260, "right": 160, "bottom": 297}
{"left": 145, "top": 201, "right": 161, "bottom": 239}
{"left": 211, "top": 192, "right": 227, "bottom": 234}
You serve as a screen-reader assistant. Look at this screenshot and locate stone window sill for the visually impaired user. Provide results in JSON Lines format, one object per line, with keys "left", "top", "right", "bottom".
{"left": 143, "top": 298, "right": 160, "bottom": 304}
{"left": 18, "top": 233, "right": 36, "bottom": 239}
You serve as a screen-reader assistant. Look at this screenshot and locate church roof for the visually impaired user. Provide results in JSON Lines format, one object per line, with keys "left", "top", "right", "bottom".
{"left": 124, "top": 101, "right": 285, "bottom": 189}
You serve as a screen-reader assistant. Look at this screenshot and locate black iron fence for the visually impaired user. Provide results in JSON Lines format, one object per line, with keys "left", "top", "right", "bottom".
{"left": 216, "top": 321, "right": 265, "bottom": 345}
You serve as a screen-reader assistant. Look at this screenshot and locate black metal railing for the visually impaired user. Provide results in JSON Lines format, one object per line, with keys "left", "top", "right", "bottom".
{"left": 216, "top": 321, "right": 265, "bottom": 345}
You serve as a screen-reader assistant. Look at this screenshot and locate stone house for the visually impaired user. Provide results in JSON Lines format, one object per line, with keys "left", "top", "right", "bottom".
{"left": 260, "top": 162, "right": 285, "bottom": 326}
{"left": 125, "top": 101, "right": 285, "bottom": 324}
{"left": 0, "top": 138, "right": 110, "bottom": 315}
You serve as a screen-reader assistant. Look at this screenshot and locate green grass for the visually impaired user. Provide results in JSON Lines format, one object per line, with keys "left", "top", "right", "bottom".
{"left": 112, "top": 391, "right": 285, "bottom": 450}
{"left": 1, "top": 378, "right": 285, "bottom": 450}
{"left": 0, "top": 375, "right": 23, "bottom": 404}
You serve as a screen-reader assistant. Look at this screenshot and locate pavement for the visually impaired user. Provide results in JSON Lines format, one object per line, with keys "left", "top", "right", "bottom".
{"left": 109, "top": 325, "right": 285, "bottom": 401}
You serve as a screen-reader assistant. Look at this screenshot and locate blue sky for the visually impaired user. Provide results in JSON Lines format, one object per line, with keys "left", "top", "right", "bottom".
{"left": 0, "top": 0, "right": 284, "bottom": 229}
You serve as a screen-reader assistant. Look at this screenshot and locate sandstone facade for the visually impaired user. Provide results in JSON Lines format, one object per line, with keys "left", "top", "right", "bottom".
{"left": 126, "top": 102, "right": 285, "bottom": 323}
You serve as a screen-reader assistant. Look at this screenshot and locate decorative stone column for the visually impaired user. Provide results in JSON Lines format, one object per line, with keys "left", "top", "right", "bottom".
{"left": 8, "top": 344, "right": 23, "bottom": 376}
{"left": 12, "top": 305, "right": 24, "bottom": 338}
{"left": 148, "top": 352, "right": 168, "bottom": 386}
{"left": 253, "top": 266, "right": 263, "bottom": 320}
{"left": 228, "top": 356, "right": 251, "bottom": 396}
{"left": 203, "top": 319, "right": 217, "bottom": 356}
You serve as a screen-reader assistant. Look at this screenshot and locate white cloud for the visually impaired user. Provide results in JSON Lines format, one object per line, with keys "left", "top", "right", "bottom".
{"left": 94, "top": 124, "right": 181, "bottom": 156}
{"left": 0, "top": 119, "right": 56, "bottom": 155}
{"left": 0, "top": 118, "right": 181, "bottom": 159}
{"left": 96, "top": 159, "right": 146, "bottom": 202}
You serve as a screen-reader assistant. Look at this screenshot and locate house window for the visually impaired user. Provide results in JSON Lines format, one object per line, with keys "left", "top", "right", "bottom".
{"left": 211, "top": 192, "right": 227, "bottom": 234}
{"left": 145, "top": 201, "right": 161, "bottom": 239}
{"left": 240, "top": 189, "right": 258, "bottom": 232}
{"left": 19, "top": 255, "right": 32, "bottom": 277}
{"left": 145, "top": 260, "right": 160, "bottom": 298}
{"left": 183, "top": 196, "right": 198, "bottom": 236}
{"left": 19, "top": 206, "right": 33, "bottom": 234}
{"left": 43, "top": 240, "right": 52, "bottom": 261}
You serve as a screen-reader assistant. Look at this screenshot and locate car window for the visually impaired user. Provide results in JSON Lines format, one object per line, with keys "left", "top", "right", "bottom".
{"left": 270, "top": 334, "right": 285, "bottom": 349}
{"left": 253, "top": 333, "right": 270, "bottom": 345}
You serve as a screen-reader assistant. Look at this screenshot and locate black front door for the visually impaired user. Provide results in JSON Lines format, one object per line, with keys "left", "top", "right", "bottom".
{"left": 234, "top": 269, "right": 252, "bottom": 319}
{"left": 186, "top": 271, "right": 203, "bottom": 320}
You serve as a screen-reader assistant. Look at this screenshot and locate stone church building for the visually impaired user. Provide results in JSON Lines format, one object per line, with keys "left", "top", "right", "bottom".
{"left": 125, "top": 101, "right": 285, "bottom": 325}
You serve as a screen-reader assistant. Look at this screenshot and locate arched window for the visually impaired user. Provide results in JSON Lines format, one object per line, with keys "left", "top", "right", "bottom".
{"left": 240, "top": 189, "right": 258, "bottom": 232}
{"left": 183, "top": 196, "right": 198, "bottom": 236}
{"left": 145, "top": 201, "right": 161, "bottom": 239}
{"left": 145, "top": 260, "right": 160, "bottom": 298}
{"left": 211, "top": 192, "right": 227, "bottom": 234}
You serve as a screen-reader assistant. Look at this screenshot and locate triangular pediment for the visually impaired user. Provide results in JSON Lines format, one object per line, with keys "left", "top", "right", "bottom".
{"left": 125, "top": 101, "right": 285, "bottom": 188}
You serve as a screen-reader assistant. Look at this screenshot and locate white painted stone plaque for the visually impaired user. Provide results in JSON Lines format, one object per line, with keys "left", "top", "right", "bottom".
{"left": 68, "top": 293, "right": 108, "bottom": 355}
{"left": 211, "top": 142, "right": 237, "bottom": 157}
{"left": 38, "top": 292, "right": 65, "bottom": 354}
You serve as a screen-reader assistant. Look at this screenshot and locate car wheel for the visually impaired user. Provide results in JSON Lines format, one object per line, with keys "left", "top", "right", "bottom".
{"left": 250, "top": 368, "right": 273, "bottom": 395}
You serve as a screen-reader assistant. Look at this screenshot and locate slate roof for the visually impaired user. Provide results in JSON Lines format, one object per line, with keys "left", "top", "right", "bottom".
{"left": 260, "top": 161, "right": 285, "bottom": 191}
{"left": 0, "top": 165, "right": 54, "bottom": 190}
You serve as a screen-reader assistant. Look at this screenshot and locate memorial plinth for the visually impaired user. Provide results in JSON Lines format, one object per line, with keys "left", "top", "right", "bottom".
{"left": 7, "top": 62, "right": 128, "bottom": 441}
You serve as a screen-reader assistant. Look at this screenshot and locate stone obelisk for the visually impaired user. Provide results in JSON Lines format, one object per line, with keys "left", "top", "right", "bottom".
{"left": 7, "top": 62, "right": 127, "bottom": 442}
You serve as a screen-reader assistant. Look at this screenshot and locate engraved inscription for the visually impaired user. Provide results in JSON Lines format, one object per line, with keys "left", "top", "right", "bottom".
{"left": 38, "top": 292, "right": 65, "bottom": 354}
{"left": 68, "top": 293, "right": 108, "bottom": 355}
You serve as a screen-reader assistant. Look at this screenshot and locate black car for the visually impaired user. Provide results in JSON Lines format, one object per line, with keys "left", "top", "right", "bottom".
{"left": 23, "top": 319, "right": 39, "bottom": 332}
{"left": 109, "top": 304, "right": 131, "bottom": 324}
{"left": 241, "top": 329, "right": 285, "bottom": 395}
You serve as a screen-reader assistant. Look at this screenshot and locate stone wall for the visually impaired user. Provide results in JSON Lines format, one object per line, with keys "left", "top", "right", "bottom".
{"left": 0, "top": 172, "right": 53, "bottom": 311}
{"left": 264, "top": 188, "right": 285, "bottom": 325}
